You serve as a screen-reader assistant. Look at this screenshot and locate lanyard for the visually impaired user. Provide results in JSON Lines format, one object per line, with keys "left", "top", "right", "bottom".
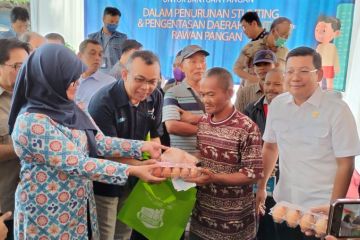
{"left": 100, "top": 31, "right": 113, "bottom": 52}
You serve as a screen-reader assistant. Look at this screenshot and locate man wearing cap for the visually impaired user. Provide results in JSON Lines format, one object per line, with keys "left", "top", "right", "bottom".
{"left": 234, "top": 17, "right": 291, "bottom": 87}
{"left": 162, "top": 45, "right": 209, "bottom": 154}
{"left": 235, "top": 49, "right": 277, "bottom": 113}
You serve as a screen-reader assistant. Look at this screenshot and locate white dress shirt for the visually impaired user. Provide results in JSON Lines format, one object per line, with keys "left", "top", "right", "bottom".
{"left": 263, "top": 87, "right": 360, "bottom": 208}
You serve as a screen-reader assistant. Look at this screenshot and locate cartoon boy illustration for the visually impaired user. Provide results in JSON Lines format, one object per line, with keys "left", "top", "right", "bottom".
{"left": 315, "top": 15, "right": 341, "bottom": 90}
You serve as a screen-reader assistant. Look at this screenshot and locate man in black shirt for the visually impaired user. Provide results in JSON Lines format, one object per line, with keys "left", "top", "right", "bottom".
{"left": 88, "top": 50, "right": 163, "bottom": 240}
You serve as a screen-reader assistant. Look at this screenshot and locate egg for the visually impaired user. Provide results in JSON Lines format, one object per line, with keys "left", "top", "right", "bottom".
{"left": 286, "top": 209, "right": 301, "bottom": 228}
{"left": 162, "top": 167, "right": 172, "bottom": 178}
{"left": 190, "top": 168, "right": 199, "bottom": 178}
{"left": 314, "top": 217, "right": 328, "bottom": 236}
{"left": 180, "top": 168, "right": 190, "bottom": 178}
{"left": 299, "top": 213, "right": 316, "bottom": 231}
{"left": 171, "top": 167, "right": 181, "bottom": 178}
{"left": 272, "top": 205, "right": 287, "bottom": 223}
{"left": 152, "top": 167, "right": 163, "bottom": 177}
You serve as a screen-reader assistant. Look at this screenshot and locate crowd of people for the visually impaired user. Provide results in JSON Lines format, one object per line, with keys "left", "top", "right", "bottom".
{"left": 0, "top": 5, "right": 359, "bottom": 240}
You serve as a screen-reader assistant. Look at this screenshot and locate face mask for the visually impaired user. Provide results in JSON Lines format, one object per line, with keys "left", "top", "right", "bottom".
{"left": 173, "top": 67, "right": 185, "bottom": 81}
{"left": 106, "top": 23, "right": 118, "bottom": 33}
{"left": 275, "top": 37, "right": 287, "bottom": 47}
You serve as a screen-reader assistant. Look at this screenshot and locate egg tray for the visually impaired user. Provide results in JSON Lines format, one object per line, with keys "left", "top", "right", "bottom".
{"left": 270, "top": 201, "right": 328, "bottom": 237}
{"left": 152, "top": 162, "right": 201, "bottom": 179}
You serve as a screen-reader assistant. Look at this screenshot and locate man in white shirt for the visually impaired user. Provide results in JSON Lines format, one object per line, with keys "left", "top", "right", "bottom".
{"left": 257, "top": 46, "right": 360, "bottom": 240}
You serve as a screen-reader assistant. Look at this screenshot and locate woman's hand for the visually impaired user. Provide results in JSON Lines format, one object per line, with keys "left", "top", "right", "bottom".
{"left": 127, "top": 163, "right": 166, "bottom": 183}
{"left": 141, "top": 142, "right": 168, "bottom": 159}
{"left": 0, "top": 212, "right": 11, "bottom": 240}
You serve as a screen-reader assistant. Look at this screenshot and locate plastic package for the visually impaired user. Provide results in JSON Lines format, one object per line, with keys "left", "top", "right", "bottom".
{"left": 270, "top": 201, "right": 328, "bottom": 237}
{"left": 160, "top": 147, "right": 199, "bottom": 164}
{"left": 155, "top": 147, "right": 200, "bottom": 179}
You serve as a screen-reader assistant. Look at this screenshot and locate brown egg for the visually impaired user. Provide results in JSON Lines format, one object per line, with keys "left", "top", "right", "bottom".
{"left": 314, "top": 217, "right": 328, "bottom": 236}
{"left": 300, "top": 213, "right": 316, "bottom": 231}
{"left": 162, "top": 167, "right": 172, "bottom": 178}
{"left": 152, "top": 167, "right": 163, "bottom": 178}
{"left": 286, "top": 209, "right": 301, "bottom": 228}
{"left": 272, "top": 205, "right": 287, "bottom": 223}
{"left": 171, "top": 167, "right": 181, "bottom": 178}
{"left": 190, "top": 168, "right": 199, "bottom": 178}
{"left": 180, "top": 168, "right": 190, "bottom": 178}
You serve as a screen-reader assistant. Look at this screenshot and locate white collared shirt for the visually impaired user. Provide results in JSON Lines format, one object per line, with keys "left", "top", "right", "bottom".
{"left": 263, "top": 87, "right": 360, "bottom": 208}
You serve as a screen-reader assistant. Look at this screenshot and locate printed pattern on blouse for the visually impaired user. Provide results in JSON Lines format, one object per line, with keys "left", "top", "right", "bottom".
{"left": 11, "top": 112, "right": 143, "bottom": 240}
{"left": 190, "top": 111, "right": 263, "bottom": 240}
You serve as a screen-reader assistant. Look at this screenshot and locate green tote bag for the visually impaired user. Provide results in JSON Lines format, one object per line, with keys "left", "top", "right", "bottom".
{"left": 118, "top": 180, "right": 197, "bottom": 240}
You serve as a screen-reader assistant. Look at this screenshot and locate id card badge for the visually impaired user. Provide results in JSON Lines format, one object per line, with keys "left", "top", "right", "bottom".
{"left": 252, "top": 176, "right": 276, "bottom": 197}
{"left": 101, "top": 57, "right": 108, "bottom": 69}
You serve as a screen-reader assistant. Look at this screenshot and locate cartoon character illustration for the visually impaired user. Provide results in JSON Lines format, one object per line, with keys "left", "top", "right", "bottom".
{"left": 315, "top": 15, "right": 341, "bottom": 90}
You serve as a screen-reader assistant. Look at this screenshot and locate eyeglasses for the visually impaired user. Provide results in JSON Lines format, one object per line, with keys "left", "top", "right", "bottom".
{"left": 284, "top": 69, "right": 318, "bottom": 78}
{"left": 2, "top": 62, "right": 23, "bottom": 71}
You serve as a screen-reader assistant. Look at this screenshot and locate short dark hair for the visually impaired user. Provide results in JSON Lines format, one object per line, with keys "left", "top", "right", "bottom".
{"left": 317, "top": 15, "right": 341, "bottom": 31}
{"left": 240, "top": 11, "right": 262, "bottom": 27}
{"left": 0, "top": 38, "right": 30, "bottom": 64}
{"left": 10, "top": 7, "right": 29, "bottom": 23}
{"left": 45, "top": 33, "right": 65, "bottom": 45}
{"left": 286, "top": 46, "right": 322, "bottom": 70}
{"left": 204, "top": 67, "right": 233, "bottom": 91}
{"left": 270, "top": 17, "right": 292, "bottom": 31}
{"left": 125, "top": 50, "right": 160, "bottom": 69}
{"left": 121, "top": 39, "right": 142, "bottom": 55}
{"left": 103, "top": 7, "right": 121, "bottom": 17}
{"left": 79, "top": 39, "right": 101, "bottom": 53}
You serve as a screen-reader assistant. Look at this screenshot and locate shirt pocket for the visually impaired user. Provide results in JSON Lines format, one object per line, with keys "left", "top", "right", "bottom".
{"left": 301, "top": 126, "right": 330, "bottom": 145}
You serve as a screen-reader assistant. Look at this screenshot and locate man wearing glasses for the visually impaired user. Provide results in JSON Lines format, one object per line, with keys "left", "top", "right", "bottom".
{"left": 88, "top": 50, "right": 163, "bottom": 240}
{"left": 0, "top": 39, "right": 30, "bottom": 240}
{"left": 234, "top": 17, "right": 292, "bottom": 87}
{"left": 257, "top": 47, "right": 360, "bottom": 240}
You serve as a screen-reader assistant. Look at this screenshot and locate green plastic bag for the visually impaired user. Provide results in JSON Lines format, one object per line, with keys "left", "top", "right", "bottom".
{"left": 118, "top": 180, "right": 197, "bottom": 240}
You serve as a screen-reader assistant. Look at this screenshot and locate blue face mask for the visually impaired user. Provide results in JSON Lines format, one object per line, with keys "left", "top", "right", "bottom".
{"left": 106, "top": 23, "right": 118, "bottom": 33}
{"left": 275, "top": 37, "right": 287, "bottom": 47}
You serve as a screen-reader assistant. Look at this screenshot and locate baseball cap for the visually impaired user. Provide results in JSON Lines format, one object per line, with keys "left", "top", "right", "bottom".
{"left": 253, "top": 50, "right": 277, "bottom": 65}
{"left": 179, "top": 45, "right": 209, "bottom": 62}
